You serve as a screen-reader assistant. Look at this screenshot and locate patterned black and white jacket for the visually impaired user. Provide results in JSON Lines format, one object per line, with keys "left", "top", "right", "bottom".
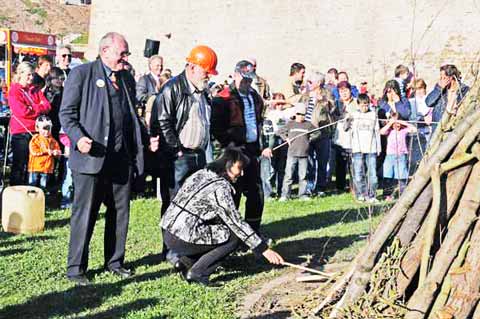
{"left": 161, "top": 169, "right": 268, "bottom": 254}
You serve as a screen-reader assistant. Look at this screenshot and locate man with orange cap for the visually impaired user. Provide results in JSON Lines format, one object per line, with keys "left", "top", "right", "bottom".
{"left": 150, "top": 45, "right": 218, "bottom": 261}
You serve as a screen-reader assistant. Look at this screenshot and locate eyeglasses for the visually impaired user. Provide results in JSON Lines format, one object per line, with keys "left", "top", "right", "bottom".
{"left": 62, "top": 54, "right": 72, "bottom": 58}
{"left": 120, "top": 51, "right": 131, "bottom": 58}
{"left": 296, "top": 113, "right": 306, "bottom": 116}
{"left": 40, "top": 125, "right": 51, "bottom": 130}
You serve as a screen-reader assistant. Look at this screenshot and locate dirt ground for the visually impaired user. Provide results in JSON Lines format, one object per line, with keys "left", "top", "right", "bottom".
{"left": 0, "top": 0, "right": 89, "bottom": 36}
{"left": 240, "top": 263, "right": 349, "bottom": 319}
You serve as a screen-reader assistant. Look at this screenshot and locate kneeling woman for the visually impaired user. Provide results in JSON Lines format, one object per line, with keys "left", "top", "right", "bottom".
{"left": 161, "top": 148, "right": 284, "bottom": 285}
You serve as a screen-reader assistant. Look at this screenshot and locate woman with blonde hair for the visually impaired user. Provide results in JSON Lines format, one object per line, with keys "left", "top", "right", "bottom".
{"left": 9, "top": 62, "right": 51, "bottom": 185}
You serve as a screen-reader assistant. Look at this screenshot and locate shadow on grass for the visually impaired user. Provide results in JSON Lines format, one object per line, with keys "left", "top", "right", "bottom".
{"left": 44, "top": 211, "right": 107, "bottom": 231}
{"left": 0, "top": 231, "right": 14, "bottom": 240}
{"left": 0, "top": 247, "right": 30, "bottom": 257}
{"left": 127, "top": 253, "right": 166, "bottom": 269}
{"left": 263, "top": 204, "right": 387, "bottom": 240}
{"left": 0, "top": 235, "right": 55, "bottom": 248}
{"left": 44, "top": 217, "right": 70, "bottom": 230}
{"left": 0, "top": 268, "right": 171, "bottom": 319}
{"left": 215, "top": 233, "right": 365, "bottom": 283}
{"left": 77, "top": 298, "right": 164, "bottom": 319}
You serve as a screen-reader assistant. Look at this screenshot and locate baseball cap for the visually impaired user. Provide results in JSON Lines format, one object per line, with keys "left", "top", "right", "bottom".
{"left": 234, "top": 60, "right": 256, "bottom": 80}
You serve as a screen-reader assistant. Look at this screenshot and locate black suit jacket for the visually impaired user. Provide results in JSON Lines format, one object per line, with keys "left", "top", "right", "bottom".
{"left": 59, "top": 59, "right": 144, "bottom": 175}
{"left": 136, "top": 73, "right": 158, "bottom": 104}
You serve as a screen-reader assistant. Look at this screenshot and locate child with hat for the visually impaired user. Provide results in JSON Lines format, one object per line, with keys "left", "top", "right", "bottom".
{"left": 28, "top": 115, "right": 61, "bottom": 189}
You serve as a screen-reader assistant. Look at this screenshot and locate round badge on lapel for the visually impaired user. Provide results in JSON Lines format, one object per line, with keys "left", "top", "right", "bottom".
{"left": 96, "top": 79, "right": 106, "bottom": 88}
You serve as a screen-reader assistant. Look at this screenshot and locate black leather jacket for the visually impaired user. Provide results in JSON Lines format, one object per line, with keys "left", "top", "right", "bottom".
{"left": 150, "top": 70, "right": 210, "bottom": 155}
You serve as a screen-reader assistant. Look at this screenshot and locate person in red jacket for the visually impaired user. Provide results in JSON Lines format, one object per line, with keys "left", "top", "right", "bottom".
{"left": 9, "top": 62, "right": 51, "bottom": 185}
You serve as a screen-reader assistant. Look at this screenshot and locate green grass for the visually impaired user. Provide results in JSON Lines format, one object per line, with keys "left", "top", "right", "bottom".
{"left": 0, "top": 194, "right": 388, "bottom": 318}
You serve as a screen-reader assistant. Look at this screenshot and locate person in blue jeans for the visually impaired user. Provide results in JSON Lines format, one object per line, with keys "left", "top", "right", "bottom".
{"left": 300, "top": 71, "right": 335, "bottom": 196}
{"left": 260, "top": 117, "right": 274, "bottom": 199}
{"left": 277, "top": 103, "right": 318, "bottom": 200}
{"left": 380, "top": 114, "right": 417, "bottom": 200}
{"left": 59, "top": 131, "right": 73, "bottom": 208}
{"left": 348, "top": 94, "right": 381, "bottom": 202}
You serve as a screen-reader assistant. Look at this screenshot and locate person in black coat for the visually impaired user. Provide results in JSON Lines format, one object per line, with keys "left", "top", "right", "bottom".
{"left": 59, "top": 32, "right": 145, "bottom": 286}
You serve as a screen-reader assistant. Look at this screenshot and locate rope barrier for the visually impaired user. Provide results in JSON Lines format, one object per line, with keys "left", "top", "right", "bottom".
{"left": 271, "top": 117, "right": 438, "bottom": 151}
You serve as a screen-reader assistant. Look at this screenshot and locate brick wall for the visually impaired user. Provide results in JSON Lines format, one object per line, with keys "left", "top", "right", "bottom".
{"left": 87, "top": 0, "right": 480, "bottom": 96}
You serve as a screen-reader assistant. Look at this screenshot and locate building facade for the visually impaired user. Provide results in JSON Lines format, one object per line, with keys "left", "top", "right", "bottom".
{"left": 87, "top": 0, "right": 480, "bottom": 93}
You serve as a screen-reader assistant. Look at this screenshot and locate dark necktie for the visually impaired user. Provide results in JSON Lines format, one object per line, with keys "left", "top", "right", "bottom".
{"left": 109, "top": 71, "right": 120, "bottom": 90}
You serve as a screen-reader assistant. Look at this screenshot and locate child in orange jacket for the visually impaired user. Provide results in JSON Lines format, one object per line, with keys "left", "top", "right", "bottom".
{"left": 28, "top": 115, "right": 61, "bottom": 189}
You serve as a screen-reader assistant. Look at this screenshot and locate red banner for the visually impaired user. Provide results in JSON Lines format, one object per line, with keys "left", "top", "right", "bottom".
{"left": 10, "top": 30, "right": 56, "bottom": 47}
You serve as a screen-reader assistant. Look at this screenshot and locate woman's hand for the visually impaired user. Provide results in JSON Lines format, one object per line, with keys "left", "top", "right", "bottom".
{"left": 262, "top": 249, "right": 284, "bottom": 265}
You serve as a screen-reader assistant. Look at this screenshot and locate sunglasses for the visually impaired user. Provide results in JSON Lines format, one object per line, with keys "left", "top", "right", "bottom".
{"left": 62, "top": 54, "right": 72, "bottom": 58}
{"left": 296, "top": 113, "right": 306, "bottom": 116}
{"left": 120, "top": 51, "right": 131, "bottom": 58}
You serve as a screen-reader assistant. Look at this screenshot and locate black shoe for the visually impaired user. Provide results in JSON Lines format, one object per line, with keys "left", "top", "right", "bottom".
{"left": 67, "top": 274, "right": 90, "bottom": 286}
{"left": 174, "top": 256, "right": 194, "bottom": 273}
{"left": 108, "top": 267, "right": 134, "bottom": 278}
{"left": 185, "top": 270, "right": 210, "bottom": 287}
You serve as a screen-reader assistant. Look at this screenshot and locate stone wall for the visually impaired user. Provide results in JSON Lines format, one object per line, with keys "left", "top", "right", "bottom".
{"left": 87, "top": 0, "right": 480, "bottom": 95}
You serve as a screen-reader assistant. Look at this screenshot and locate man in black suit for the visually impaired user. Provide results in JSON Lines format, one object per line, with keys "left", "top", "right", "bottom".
{"left": 136, "top": 55, "right": 163, "bottom": 105}
{"left": 60, "top": 32, "right": 145, "bottom": 285}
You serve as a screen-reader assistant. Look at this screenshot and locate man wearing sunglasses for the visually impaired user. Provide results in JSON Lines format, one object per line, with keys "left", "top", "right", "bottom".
{"left": 56, "top": 44, "right": 72, "bottom": 78}
{"left": 60, "top": 32, "right": 145, "bottom": 286}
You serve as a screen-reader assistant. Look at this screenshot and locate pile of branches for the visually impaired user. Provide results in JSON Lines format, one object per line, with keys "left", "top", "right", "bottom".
{"left": 313, "top": 83, "right": 480, "bottom": 318}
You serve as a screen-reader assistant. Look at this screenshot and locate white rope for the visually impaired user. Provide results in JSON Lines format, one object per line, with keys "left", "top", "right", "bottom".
{"left": 272, "top": 120, "right": 342, "bottom": 151}
{"left": 272, "top": 118, "right": 438, "bottom": 151}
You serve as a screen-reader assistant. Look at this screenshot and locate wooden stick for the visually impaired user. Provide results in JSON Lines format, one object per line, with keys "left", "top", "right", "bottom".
{"left": 281, "top": 261, "right": 336, "bottom": 277}
{"left": 296, "top": 275, "right": 329, "bottom": 282}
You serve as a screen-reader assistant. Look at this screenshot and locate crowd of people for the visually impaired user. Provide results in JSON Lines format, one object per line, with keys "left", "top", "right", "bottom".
{"left": 4, "top": 31, "right": 470, "bottom": 286}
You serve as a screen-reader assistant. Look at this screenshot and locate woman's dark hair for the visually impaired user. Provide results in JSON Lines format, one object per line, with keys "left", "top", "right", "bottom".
{"left": 45, "top": 67, "right": 65, "bottom": 88}
{"left": 382, "top": 79, "right": 402, "bottom": 102}
{"left": 206, "top": 147, "right": 250, "bottom": 179}
{"left": 440, "top": 64, "right": 461, "bottom": 81}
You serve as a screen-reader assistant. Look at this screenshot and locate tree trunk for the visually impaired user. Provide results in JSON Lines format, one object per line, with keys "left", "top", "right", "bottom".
{"left": 404, "top": 162, "right": 480, "bottom": 319}
{"left": 331, "top": 110, "right": 480, "bottom": 312}
{"left": 395, "top": 158, "right": 474, "bottom": 295}
{"left": 442, "top": 220, "right": 480, "bottom": 319}
{"left": 396, "top": 183, "right": 432, "bottom": 247}
{"left": 427, "top": 233, "right": 471, "bottom": 318}
{"left": 419, "top": 164, "right": 441, "bottom": 286}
